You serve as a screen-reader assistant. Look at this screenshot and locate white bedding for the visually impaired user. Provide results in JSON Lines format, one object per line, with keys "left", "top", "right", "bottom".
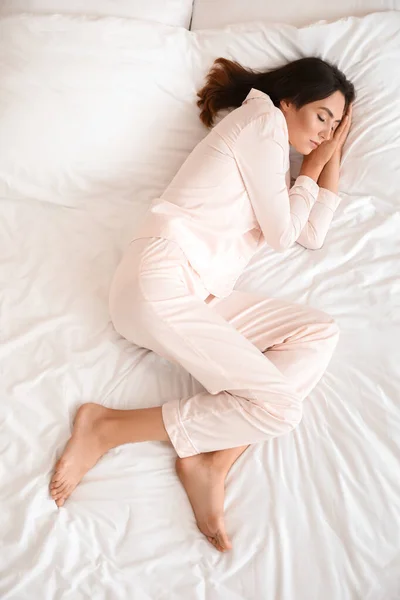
{"left": 1, "top": 12, "right": 399, "bottom": 600}
{"left": 190, "top": 0, "right": 399, "bottom": 29}
{"left": 0, "top": 0, "right": 194, "bottom": 28}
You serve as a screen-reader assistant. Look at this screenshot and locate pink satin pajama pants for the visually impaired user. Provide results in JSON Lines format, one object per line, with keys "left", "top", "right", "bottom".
{"left": 109, "top": 237, "right": 339, "bottom": 458}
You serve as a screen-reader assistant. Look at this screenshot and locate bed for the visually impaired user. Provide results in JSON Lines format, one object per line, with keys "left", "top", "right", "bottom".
{"left": 0, "top": 0, "right": 194, "bottom": 28}
{"left": 1, "top": 5, "right": 399, "bottom": 600}
{"left": 190, "top": 0, "right": 399, "bottom": 29}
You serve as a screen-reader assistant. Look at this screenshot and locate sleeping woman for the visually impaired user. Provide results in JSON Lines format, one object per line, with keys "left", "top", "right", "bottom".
{"left": 50, "top": 56, "right": 355, "bottom": 553}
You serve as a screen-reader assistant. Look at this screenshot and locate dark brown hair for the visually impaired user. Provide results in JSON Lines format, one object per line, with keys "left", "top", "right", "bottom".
{"left": 197, "top": 56, "right": 355, "bottom": 128}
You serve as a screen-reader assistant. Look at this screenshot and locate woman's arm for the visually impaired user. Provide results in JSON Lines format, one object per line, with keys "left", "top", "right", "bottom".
{"left": 317, "top": 151, "right": 340, "bottom": 194}
{"left": 296, "top": 104, "right": 353, "bottom": 249}
{"left": 296, "top": 152, "right": 342, "bottom": 250}
{"left": 232, "top": 106, "right": 351, "bottom": 252}
{"left": 233, "top": 114, "right": 325, "bottom": 252}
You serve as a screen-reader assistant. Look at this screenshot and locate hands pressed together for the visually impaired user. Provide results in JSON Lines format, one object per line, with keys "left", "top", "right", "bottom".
{"left": 306, "top": 102, "right": 353, "bottom": 168}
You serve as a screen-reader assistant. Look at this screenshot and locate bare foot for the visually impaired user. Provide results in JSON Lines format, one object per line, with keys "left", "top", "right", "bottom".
{"left": 50, "top": 403, "right": 112, "bottom": 507}
{"left": 176, "top": 454, "right": 232, "bottom": 552}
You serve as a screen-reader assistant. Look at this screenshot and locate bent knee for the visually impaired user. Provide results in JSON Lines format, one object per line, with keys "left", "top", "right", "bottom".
{"left": 108, "top": 277, "right": 144, "bottom": 344}
{"left": 273, "top": 404, "right": 303, "bottom": 438}
{"left": 108, "top": 282, "right": 127, "bottom": 336}
{"left": 315, "top": 309, "right": 340, "bottom": 343}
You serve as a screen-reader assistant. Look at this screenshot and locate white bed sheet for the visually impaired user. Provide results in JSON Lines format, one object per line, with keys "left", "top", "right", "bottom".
{"left": 0, "top": 0, "right": 194, "bottom": 28}
{"left": 190, "top": 0, "right": 399, "bottom": 29}
{"left": 0, "top": 12, "right": 399, "bottom": 600}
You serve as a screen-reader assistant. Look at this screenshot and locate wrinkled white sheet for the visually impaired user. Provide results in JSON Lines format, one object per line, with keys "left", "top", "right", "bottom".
{"left": 0, "top": 12, "right": 399, "bottom": 600}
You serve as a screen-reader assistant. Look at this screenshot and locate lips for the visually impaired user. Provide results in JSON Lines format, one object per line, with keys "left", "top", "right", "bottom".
{"left": 310, "top": 140, "right": 319, "bottom": 148}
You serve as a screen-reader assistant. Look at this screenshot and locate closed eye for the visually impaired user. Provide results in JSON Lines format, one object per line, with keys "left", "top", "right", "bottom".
{"left": 318, "top": 114, "right": 336, "bottom": 131}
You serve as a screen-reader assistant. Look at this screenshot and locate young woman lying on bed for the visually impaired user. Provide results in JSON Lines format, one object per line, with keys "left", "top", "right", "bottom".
{"left": 50, "top": 56, "right": 355, "bottom": 553}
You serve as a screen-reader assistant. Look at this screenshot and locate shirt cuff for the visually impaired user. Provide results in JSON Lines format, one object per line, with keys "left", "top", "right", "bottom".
{"left": 318, "top": 187, "right": 342, "bottom": 211}
{"left": 293, "top": 175, "right": 320, "bottom": 201}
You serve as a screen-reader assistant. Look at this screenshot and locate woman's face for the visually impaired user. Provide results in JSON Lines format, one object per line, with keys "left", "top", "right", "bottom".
{"left": 279, "top": 91, "right": 346, "bottom": 155}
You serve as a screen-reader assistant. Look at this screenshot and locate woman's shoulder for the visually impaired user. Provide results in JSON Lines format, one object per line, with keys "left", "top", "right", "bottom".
{"left": 241, "top": 88, "right": 288, "bottom": 137}
{"left": 213, "top": 90, "right": 288, "bottom": 150}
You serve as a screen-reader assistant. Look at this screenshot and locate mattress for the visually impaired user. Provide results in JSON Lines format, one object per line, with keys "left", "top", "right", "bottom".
{"left": 190, "top": 0, "right": 399, "bottom": 29}
{"left": 1, "top": 11, "right": 399, "bottom": 600}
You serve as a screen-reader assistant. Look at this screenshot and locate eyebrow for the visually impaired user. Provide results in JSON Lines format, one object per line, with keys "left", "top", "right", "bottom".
{"left": 319, "top": 107, "right": 342, "bottom": 122}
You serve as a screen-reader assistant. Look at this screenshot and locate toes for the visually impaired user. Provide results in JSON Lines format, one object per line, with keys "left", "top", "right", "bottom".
{"left": 205, "top": 529, "right": 232, "bottom": 552}
{"left": 62, "top": 486, "right": 74, "bottom": 502}
{"left": 201, "top": 518, "right": 232, "bottom": 552}
{"left": 50, "top": 479, "right": 65, "bottom": 491}
{"left": 216, "top": 529, "right": 232, "bottom": 552}
{"left": 205, "top": 534, "right": 223, "bottom": 552}
{"left": 52, "top": 490, "right": 65, "bottom": 502}
{"left": 52, "top": 467, "right": 64, "bottom": 482}
{"left": 53, "top": 484, "right": 73, "bottom": 506}
{"left": 207, "top": 536, "right": 217, "bottom": 548}
{"left": 212, "top": 540, "right": 222, "bottom": 552}
{"left": 209, "top": 536, "right": 224, "bottom": 552}
{"left": 51, "top": 480, "right": 67, "bottom": 493}
{"left": 51, "top": 474, "right": 64, "bottom": 487}
{"left": 51, "top": 481, "right": 70, "bottom": 500}
{"left": 52, "top": 460, "right": 69, "bottom": 480}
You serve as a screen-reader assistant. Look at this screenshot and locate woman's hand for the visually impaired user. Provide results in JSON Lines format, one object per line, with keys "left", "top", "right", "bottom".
{"left": 333, "top": 102, "right": 353, "bottom": 159}
{"left": 315, "top": 104, "right": 353, "bottom": 194}
{"left": 304, "top": 103, "right": 353, "bottom": 167}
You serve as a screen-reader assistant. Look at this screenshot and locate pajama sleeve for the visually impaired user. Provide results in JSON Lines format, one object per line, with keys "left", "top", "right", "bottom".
{"left": 295, "top": 187, "right": 342, "bottom": 250}
{"left": 233, "top": 113, "right": 320, "bottom": 252}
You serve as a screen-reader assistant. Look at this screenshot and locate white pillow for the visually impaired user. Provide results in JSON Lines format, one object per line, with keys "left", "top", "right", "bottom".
{"left": 190, "top": 0, "right": 398, "bottom": 29}
{"left": 0, "top": 12, "right": 398, "bottom": 215}
{"left": 0, "top": 14, "right": 201, "bottom": 209}
{"left": 0, "top": 0, "right": 193, "bottom": 28}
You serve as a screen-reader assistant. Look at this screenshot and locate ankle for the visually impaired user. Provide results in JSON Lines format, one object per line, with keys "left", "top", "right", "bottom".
{"left": 94, "top": 413, "right": 116, "bottom": 452}
{"left": 207, "top": 451, "right": 233, "bottom": 475}
{"left": 193, "top": 452, "right": 230, "bottom": 477}
{"left": 177, "top": 452, "right": 224, "bottom": 473}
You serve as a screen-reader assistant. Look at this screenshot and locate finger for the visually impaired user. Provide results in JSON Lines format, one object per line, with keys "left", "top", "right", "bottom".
{"left": 343, "top": 107, "right": 353, "bottom": 134}
{"left": 340, "top": 115, "right": 350, "bottom": 129}
{"left": 344, "top": 103, "right": 353, "bottom": 124}
{"left": 340, "top": 117, "right": 350, "bottom": 138}
{"left": 339, "top": 114, "right": 350, "bottom": 135}
{"left": 337, "top": 124, "right": 349, "bottom": 146}
{"left": 335, "top": 114, "right": 349, "bottom": 134}
{"left": 333, "top": 104, "right": 352, "bottom": 149}
{"left": 333, "top": 116, "right": 348, "bottom": 140}
{"left": 346, "top": 104, "right": 353, "bottom": 121}
{"left": 338, "top": 116, "right": 352, "bottom": 147}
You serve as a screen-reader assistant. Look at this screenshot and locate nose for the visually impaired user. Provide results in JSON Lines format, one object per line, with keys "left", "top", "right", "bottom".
{"left": 320, "top": 127, "right": 332, "bottom": 142}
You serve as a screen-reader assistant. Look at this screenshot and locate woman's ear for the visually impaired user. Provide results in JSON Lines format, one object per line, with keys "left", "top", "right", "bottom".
{"left": 279, "top": 99, "right": 291, "bottom": 113}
